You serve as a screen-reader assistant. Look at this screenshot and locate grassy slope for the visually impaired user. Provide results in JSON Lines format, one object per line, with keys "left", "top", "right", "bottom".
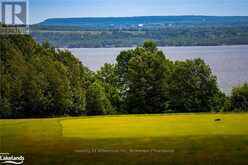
{"left": 1, "top": 113, "right": 248, "bottom": 165}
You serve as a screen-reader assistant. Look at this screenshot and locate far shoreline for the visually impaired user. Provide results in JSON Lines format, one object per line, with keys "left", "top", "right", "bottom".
{"left": 61, "top": 44, "right": 248, "bottom": 49}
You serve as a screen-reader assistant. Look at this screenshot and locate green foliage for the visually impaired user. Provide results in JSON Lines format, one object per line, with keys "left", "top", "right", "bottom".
{"left": 115, "top": 41, "right": 227, "bottom": 113}
{"left": 96, "top": 64, "right": 121, "bottom": 112}
{"left": 1, "top": 36, "right": 240, "bottom": 118}
{"left": 86, "top": 81, "right": 113, "bottom": 116}
{"left": 230, "top": 83, "right": 248, "bottom": 112}
{"left": 223, "top": 97, "right": 232, "bottom": 112}
{"left": 116, "top": 41, "right": 172, "bottom": 114}
{"left": 0, "top": 35, "right": 90, "bottom": 118}
{"left": 212, "top": 92, "right": 227, "bottom": 112}
{"left": 116, "top": 49, "right": 136, "bottom": 92}
{"left": 168, "top": 59, "right": 222, "bottom": 112}
{"left": 96, "top": 63, "right": 119, "bottom": 87}
{"left": 143, "top": 40, "right": 158, "bottom": 52}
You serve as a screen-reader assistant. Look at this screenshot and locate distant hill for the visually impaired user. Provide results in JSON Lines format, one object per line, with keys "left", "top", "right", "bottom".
{"left": 32, "top": 16, "right": 248, "bottom": 48}
{"left": 38, "top": 16, "right": 248, "bottom": 28}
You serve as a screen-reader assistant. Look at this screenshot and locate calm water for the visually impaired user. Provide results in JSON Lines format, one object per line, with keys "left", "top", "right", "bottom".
{"left": 69, "top": 45, "right": 248, "bottom": 93}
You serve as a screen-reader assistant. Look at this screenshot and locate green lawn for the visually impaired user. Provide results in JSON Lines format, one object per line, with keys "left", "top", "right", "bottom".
{"left": 1, "top": 113, "right": 248, "bottom": 165}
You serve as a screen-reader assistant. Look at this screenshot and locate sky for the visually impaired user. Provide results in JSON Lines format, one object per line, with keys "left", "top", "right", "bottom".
{"left": 28, "top": 0, "right": 248, "bottom": 23}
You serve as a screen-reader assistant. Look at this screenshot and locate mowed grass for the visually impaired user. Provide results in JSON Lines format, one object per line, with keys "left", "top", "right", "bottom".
{"left": 1, "top": 113, "right": 248, "bottom": 165}
{"left": 62, "top": 114, "right": 248, "bottom": 138}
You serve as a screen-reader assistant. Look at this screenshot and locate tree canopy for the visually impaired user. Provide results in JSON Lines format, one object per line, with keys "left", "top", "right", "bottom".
{"left": 0, "top": 33, "right": 245, "bottom": 118}
{"left": 168, "top": 59, "right": 223, "bottom": 112}
{"left": 0, "top": 34, "right": 91, "bottom": 118}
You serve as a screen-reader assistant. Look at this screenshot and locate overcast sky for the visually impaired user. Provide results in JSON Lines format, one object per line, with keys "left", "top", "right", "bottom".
{"left": 29, "top": 0, "right": 248, "bottom": 23}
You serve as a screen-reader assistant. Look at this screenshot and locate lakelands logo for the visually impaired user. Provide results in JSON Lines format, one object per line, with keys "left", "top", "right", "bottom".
{"left": 0, "top": 153, "right": 24, "bottom": 164}
{"left": 0, "top": 0, "right": 29, "bottom": 34}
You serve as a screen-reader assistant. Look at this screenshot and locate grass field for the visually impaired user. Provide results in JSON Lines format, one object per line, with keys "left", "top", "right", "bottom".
{"left": 1, "top": 113, "right": 248, "bottom": 165}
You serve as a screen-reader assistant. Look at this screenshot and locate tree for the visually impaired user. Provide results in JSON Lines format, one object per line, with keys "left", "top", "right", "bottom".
{"left": 168, "top": 58, "right": 222, "bottom": 112}
{"left": 230, "top": 83, "right": 248, "bottom": 112}
{"left": 0, "top": 34, "right": 90, "bottom": 118}
{"left": 86, "top": 81, "right": 113, "bottom": 116}
{"left": 116, "top": 41, "right": 172, "bottom": 114}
